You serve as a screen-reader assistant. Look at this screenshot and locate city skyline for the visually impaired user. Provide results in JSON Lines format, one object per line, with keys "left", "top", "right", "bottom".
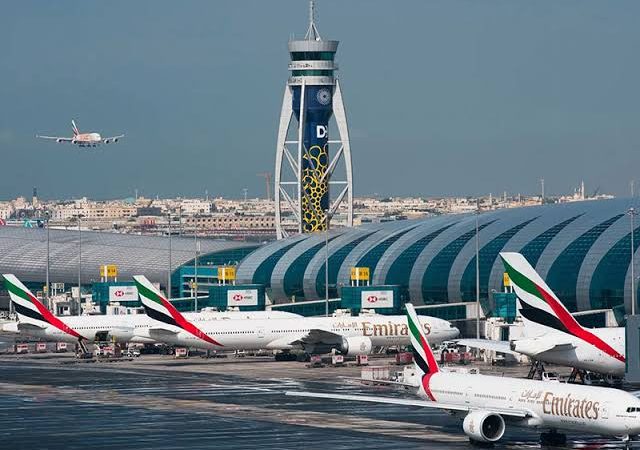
{"left": 1, "top": 1, "right": 639, "bottom": 200}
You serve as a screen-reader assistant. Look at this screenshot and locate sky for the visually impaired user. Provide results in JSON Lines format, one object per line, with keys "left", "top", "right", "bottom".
{"left": 1, "top": 1, "right": 639, "bottom": 200}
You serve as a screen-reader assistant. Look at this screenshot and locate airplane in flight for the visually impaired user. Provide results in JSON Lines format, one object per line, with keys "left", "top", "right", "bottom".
{"left": 36, "top": 119, "right": 124, "bottom": 147}
{"left": 456, "top": 252, "right": 625, "bottom": 377}
{"left": 1, "top": 274, "right": 300, "bottom": 347}
{"left": 133, "top": 275, "right": 459, "bottom": 356}
{"left": 287, "top": 303, "right": 640, "bottom": 446}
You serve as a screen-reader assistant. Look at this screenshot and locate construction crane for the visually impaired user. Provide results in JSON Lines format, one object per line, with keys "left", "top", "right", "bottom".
{"left": 257, "top": 172, "right": 273, "bottom": 201}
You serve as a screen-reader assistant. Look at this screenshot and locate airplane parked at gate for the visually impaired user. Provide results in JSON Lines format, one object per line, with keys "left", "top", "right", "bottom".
{"left": 133, "top": 275, "right": 459, "bottom": 356}
{"left": 36, "top": 119, "right": 124, "bottom": 147}
{"left": 286, "top": 304, "right": 640, "bottom": 446}
{"left": 1, "top": 274, "right": 300, "bottom": 346}
{"left": 456, "top": 252, "right": 626, "bottom": 376}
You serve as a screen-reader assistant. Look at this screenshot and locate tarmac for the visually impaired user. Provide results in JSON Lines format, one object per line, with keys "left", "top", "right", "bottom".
{"left": 0, "top": 353, "right": 637, "bottom": 449}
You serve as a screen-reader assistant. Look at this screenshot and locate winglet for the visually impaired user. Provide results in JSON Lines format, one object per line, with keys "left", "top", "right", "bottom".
{"left": 133, "top": 275, "right": 223, "bottom": 347}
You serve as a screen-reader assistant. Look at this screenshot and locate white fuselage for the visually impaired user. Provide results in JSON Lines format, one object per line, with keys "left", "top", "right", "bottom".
{"left": 73, "top": 132, "right": 101, "bottom": 143}
{"left": 3, "top": 311, "right": 302, "bottom": 344}
{"left": 426, "top": 371, "right": 640, "bottom": 436}
{"left": 512, "top": 327, "right": 625, "bottom": 375}
{"left": 135, "top": 315, "right": 459, "bottom": 352}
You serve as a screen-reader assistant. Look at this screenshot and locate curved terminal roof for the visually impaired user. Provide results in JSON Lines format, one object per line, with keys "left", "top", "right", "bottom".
{"left": 0, "top": 227, "right": 258, "bottom": 286}
{"left": 236, "top": 198, "right": 640, "bottom": 314}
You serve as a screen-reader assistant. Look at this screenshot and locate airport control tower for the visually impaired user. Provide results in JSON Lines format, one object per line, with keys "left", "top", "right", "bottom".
{"left": 274, "top": 1, "right": 353, "bottom": 239}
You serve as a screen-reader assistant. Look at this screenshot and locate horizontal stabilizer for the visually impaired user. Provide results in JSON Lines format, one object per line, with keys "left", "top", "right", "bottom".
{"left": 147, "top": 327, "right": 180, "bottom": 336}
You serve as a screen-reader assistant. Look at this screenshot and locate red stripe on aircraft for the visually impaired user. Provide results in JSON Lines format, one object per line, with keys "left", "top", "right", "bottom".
{"left": 421, "top": 373, "right": 437, "bottom": 401}
{"left": 533, "top": 284, "right": 625, "bottom": 363}
{"left": 159, "top": 297, "right": 223, "bottom": 347}
{"left": 27, "top": 291, "right": 83, "bottom": 340}
{"left": 419, "top": 333, "right": 439, "bottom": 373}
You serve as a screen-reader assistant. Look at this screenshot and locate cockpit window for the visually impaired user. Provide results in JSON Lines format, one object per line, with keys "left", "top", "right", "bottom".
{"left": 626, "top": 407, "right": 640, "bottom": 413}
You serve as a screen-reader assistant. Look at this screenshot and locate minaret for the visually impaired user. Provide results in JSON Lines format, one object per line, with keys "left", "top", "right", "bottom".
{"left": 274, "top": 1, "right": 353, "bottom": 239}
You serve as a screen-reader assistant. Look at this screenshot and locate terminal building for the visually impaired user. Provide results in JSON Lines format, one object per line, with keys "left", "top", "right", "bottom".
{"left": 1, "top": 198, "right": 639, "bottom": 326}
{"left": 0, "top": 226, "right": 258, "bottom": 311}
{"left": 236, "top": 198, "right": 640, "bottom": 325}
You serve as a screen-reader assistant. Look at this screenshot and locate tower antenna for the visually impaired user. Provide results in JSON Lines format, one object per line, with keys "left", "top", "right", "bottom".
{"left": 305, "top": 1, "right": 321, "bottom": 41}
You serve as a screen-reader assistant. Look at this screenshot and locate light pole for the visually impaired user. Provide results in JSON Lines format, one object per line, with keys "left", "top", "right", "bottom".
{"left": 630, "top": 207, "right": 637, "bottom": 316}
{"left": 475, "top": 201, "right": 481, "bottom": 340}
{"left": 45, "top": 211, "right": 50, "bottom": 309}
{"left": 194, "top": 228, "right": 200, "bottom": 312}
{"left": 77, "top": 214, "right": 83, "bottom": 316}
{"left": 324, "top": 209, "right": 332, "bottom": 317}
{"left": 167, "top": 211, "right": 172, "bottom": 300}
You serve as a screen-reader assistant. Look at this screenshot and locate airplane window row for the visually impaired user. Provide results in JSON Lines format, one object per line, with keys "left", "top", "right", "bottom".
{"left": 475, "top": 393, "right": 507, "bottom": 401}
{"left": 273, "top": 330, "right": 310, "bottom": 333}
{"left": 433, "top": 389, "right": 463, "bottom": 396}
{"left": 206, "top": 331, "right": 252, "bottom": 335}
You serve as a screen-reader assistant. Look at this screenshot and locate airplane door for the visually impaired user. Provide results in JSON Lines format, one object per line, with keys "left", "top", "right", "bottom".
{"left": 601, "top": 403, "right": 609, "bottom": 420}
{"left": 465, "top": 387, "right": 473, "bottom": 404}
{"left": 257, "top": 327, "right": 265, "bottom": 339}
{"left": 508, "top": 390, "right": 517, "bottom": 408}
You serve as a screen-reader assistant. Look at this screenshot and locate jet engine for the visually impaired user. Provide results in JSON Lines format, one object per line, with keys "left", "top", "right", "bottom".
{"left": 462, "top": 411, "right": 505, "bottom": 443}
{"left": 56, "top": 138, "right": 64, "bottom": 143}
{"left": 339, "top": 336, "right": 373, "bottom": 356}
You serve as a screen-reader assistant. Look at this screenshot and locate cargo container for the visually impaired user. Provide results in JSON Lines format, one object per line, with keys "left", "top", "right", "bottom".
{"left": 395, "top": 352, "right": 413, "bottom": 365}
{"left": 16, "top": 343, "right": 29, "bottom": 354}
{"left": 174, "top": 347, "right": 189, "bottom": 358}
{"left": 361, "top": 366, "right": 390, "bottom": 382}
{"left": 55, "top": 342, "right": 68, "bottom": 353}
{"left": 36, "top": 343, "right": 47, "bottom": 353}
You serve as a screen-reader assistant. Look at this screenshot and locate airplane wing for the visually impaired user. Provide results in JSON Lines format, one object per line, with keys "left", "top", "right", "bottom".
{"left": 102, "top": 134, "right": 125, "bottom": 144}
{"left": 455, "top": 339, "right": 520, "bottom": 356}
{"left": 344, "top": 376, "right": 419, "bottom": 388}
{"left": 36, "top": 135, "right": 73, "bottom": 142}
{"left": 147, "top": 327, "right": 179, "bottom": 336}
{"left": 285, "top": 391, "right": 530, "bottom": 418}
{"left": 289, "top": 328, "right": 343, "bottom": 346}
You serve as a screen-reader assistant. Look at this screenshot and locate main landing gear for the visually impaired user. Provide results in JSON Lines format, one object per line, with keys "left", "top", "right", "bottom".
{"left": 539, "top": 431, "right": 566, "bottom": 446}
{"left": 527, "top": 360, "right": 545, "bottom": 379}
{"left": 567, "top": 367, "right": 586, "bottom": 384}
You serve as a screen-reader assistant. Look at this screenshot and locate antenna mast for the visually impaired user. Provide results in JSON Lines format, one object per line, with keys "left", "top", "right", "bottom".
{"left": 305, "top": 1, "right": 321, "bottom": 40}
